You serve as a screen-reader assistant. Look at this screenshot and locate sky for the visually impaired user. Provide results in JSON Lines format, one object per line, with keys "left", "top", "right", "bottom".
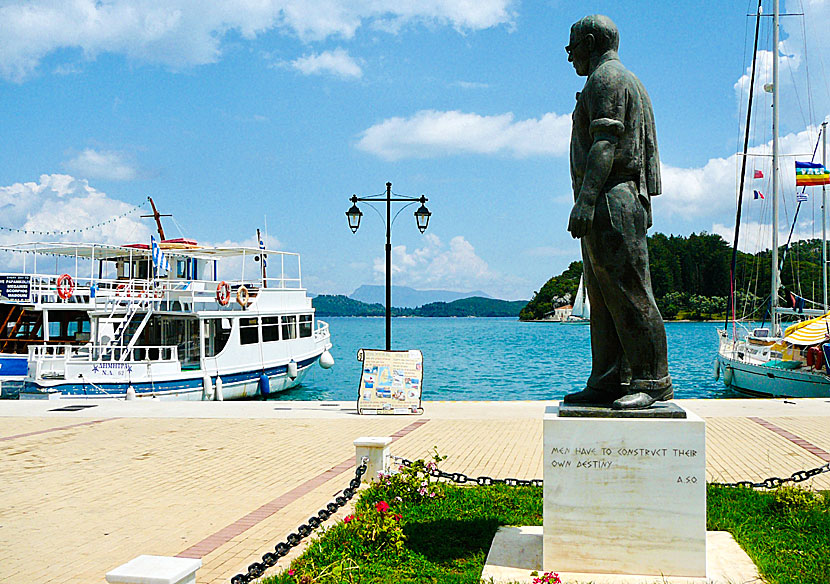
{"left": 2, "top": 0, "right": 830, "bottom": 301}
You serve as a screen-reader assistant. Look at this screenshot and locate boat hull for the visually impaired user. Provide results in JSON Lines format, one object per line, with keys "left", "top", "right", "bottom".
{"left": 716, "top": 352, "right": 830, "bottom": 398}
{"left": 21, "top": 353, "right": 323, "bottom": 400}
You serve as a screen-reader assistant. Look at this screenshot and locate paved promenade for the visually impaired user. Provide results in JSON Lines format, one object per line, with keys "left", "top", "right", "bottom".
{"left": 1, "top": 397, "right": 829, "bottom": 584}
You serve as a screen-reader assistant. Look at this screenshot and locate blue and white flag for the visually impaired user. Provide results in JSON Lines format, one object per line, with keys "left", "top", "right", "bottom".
{"left": 258, "top": 234, "right": 267, "bottom": 268}
{"left": 797, "top": 191, "right": 809, "bottom": 203}
{"left": 151, "top": 235, "right": 170, "bottom": 274}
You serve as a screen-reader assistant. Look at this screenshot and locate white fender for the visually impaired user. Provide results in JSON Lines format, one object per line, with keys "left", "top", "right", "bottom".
{"left": 126, "top": 386, "right": 136, "bottom": 400}
{"left": 287, "top": 360, "right": 298, "bottom": 380}
{"left": 713, "top": 358, "right": 720, "bottom": 381}
{"left": 214, "top": 376, "right": 224, "bottom": 401}
{"left": 319, "top": 350, "right": 334, "bottom": 369}
{"left": 202, "top": 373, "right": 213, "bottom": 400}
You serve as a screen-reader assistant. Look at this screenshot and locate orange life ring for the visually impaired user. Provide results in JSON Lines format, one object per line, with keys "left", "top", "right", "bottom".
{"left": 216, "top": 281, "right": 231, "bottom": 306}
{"left": 56, "top": 274, "right": 74, "bottom": 300}
{"left": 236, "top": 285, "right": 250, "bottom": 308}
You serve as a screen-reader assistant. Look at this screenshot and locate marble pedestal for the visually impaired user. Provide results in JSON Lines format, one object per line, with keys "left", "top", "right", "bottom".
{"left": 544, "top": 404, "right": 706, "bottom": 577}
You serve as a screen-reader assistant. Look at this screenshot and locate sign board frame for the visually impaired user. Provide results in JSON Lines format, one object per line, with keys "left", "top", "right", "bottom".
{"left": 356, "top": 348, "right": 424, "bottom": 415}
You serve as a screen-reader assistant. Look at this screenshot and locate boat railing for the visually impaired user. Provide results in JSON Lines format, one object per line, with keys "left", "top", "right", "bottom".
{"left": 261, "top": 276, "right": 302, "bottom": 289}
{"left": 29, "top": 343, "right": 178, "bottom": 363}
{"left": 313, "top": 319, "right": 330, "bottom": 341}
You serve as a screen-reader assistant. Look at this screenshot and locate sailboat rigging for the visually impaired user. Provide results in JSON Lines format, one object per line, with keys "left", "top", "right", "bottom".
{"left": 716, "top": 0, "right": 830, "bottom": 398}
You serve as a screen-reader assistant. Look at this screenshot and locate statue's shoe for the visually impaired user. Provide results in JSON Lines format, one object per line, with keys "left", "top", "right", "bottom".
{"left": 562, "top": 387, "right": 622, "bottom": 407}
{"left": 612, "top": 386, "right": 673, "bottom": 410}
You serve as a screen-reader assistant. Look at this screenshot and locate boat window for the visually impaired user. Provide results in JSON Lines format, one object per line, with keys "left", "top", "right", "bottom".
{"left": 281, "top": 315, "right": 297, "bottom": 340}
{"left": 262, "top": 316, "right": 280, "bottom": 342}
{"left": 299, "top": 314, "right": 312, "bottom": 338}
{"left": 176, "top": 260, "right": 187, "bottom": 279}
{"left": 158, "top": 317, "right": 200, "bottom": 369}
{"left": 204, "top": 318, "right": 232, "bottom": 357}
{"left": 240, "top": 317, "right": 259, "bottom": 345}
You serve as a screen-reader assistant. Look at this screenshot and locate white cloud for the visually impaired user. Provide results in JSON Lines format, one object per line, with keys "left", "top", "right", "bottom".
{"left": 0, "top": 0, "right": 515, "bottom": 82}
{"left": 655, "top": 125, "right": 825, "bottom": 251}
{"left": 452, "top": 80, "right": 490, "bottom": 89}
{"left": 0, "top": 174, "right": 150, "bottom": 251}
{"left": 357, "top": 109, "right": 571, "bottom": 160}
{"left": 63, "top": 149, "right": 138, "bottom": 181}
{"left": 290, "top": 48, "right": 362, "bottom": 79}
{"left": 371, "top": 233, "right": 526, "bottom": 299}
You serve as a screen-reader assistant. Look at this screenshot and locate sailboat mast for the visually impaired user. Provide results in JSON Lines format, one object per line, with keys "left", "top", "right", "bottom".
{"left": 823, "top": 121, "right": 828, "bottom": 310}
{"left": 771, "top": 0, "right": 780, "bottom": 333}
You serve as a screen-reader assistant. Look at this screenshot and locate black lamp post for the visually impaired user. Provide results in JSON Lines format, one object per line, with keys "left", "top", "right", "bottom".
{"left": 346, "top": 182, "right": 432, "bottom": 351}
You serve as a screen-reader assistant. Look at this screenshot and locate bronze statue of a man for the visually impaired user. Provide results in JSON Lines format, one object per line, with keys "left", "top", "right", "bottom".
{"left": 563, "top": 14, "right": 672, "bottom": 410}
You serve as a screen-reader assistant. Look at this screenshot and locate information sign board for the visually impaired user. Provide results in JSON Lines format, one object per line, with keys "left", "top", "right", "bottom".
{"left": 0, "top": 275, "right": 31, "bottom": 302}
{"left": 356, "top": 349, "right": 423, "bottom": 415}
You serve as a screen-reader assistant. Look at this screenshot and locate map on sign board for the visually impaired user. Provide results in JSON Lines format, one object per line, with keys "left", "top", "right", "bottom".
{"left": 356, "top": 349, "right": 424, "bottom": 415}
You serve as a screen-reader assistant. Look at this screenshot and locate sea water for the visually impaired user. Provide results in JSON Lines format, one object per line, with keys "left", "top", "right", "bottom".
{"left": 275, "top": 318, "right": 732, "bottom": 402}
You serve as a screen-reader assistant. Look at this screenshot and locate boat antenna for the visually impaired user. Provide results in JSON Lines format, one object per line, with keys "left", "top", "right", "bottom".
{"left": 141, "top": 197, "right": 171, "bottom": 241}
{"left": 725, "top": 0, "right": 763, "bottom": 331}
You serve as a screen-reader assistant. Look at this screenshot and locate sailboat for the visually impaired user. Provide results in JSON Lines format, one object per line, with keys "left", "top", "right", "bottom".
{"left": 563, "top": 275, "right": 590, "bottom": 324}
{"left": 715, "top": 0, "right": 830, "bottom": 398}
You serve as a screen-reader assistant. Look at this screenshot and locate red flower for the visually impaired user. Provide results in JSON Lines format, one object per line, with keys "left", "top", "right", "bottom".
{"left": 288, "top": 569, "right": 295, "bottom": 576}
{"left": 344, "top": 515, "right": 354, "bottom": 523}
{"left": 375, "top": 500, "right": 390, "bottom": 513}
{"left": 393, "top": 514, "right": 402, "bottom": 522}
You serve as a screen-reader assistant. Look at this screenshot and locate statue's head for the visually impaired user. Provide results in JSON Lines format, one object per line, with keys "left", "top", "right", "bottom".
{"left": 567, "top": 15, "right": 619, "bottom": 76}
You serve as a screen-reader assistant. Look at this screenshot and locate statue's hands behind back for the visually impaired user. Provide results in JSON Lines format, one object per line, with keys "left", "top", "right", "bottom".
{"left": 568, "top": 196, "right": 595, "bottom": 238}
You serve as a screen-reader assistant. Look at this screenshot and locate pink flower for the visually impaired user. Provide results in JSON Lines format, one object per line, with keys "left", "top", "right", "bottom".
{"left": 393, "top": 513, "right": 402, "bottom": 522}
{"left": 288, "top": 569, "right": 295, "bottom": 576}
{"left": 344, "top": 515, "right": 354, "bottom": 523}
{"left": 375, "top": 500, "right": 390, "bottom": 513}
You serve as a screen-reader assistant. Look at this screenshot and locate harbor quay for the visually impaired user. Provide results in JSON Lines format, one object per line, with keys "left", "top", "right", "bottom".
{"left": 1, "top": 398, "right": 830, "bottom": 584}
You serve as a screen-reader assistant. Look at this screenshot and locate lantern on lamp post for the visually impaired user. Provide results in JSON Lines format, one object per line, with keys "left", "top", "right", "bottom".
{"left": 345, "top": 182, "right": 432, "bottom": 351}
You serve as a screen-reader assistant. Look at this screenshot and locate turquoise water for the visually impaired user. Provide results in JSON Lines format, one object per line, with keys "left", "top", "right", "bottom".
{"left": 275, "top": 318, "right": 730, "bottom": 402}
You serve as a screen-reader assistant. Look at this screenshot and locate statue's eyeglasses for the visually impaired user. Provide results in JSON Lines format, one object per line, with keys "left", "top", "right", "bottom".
{"left": 565, "top": 37, "right": 585, "bottom": 55}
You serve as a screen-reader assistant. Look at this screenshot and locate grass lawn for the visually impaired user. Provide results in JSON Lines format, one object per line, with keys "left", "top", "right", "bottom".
{"left": 262, "top": 481, "right": 829, "bottom": 584}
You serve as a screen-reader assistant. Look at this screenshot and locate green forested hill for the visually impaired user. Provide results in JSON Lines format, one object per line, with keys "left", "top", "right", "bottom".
{"left": 312, "top": 295, "right": 526, "bottom": 317}
{"left": 521, "top": 232, "right": 826, "bottom": 321}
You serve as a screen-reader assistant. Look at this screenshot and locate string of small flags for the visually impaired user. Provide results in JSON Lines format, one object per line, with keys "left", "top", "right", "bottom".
{"left": 0, "top": 199, "right": 149, "bottom": 236}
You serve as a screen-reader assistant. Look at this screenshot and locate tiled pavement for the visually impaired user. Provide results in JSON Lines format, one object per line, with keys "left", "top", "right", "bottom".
{"left": 1, "top": 398, "right": 829, "bottom": 584}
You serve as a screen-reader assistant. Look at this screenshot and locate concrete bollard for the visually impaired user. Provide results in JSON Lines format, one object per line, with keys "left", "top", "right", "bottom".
{"left": 353, "top": 436, "right": 393, "bottom": 483}
{"left": 106, "top": 555, "right": 201, "bottom": 584}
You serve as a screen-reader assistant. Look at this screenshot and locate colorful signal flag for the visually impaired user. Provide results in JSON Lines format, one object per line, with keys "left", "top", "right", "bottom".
{"left": 754, "top": 170, "right": 764, "bottom": 179}
{"left": 795, "top": 161, "right": 830, "bottom": 186}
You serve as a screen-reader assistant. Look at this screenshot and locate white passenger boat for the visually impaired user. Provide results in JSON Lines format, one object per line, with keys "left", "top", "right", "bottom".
{"left": 10, "top": 238, "right": 333, "bottom": 400}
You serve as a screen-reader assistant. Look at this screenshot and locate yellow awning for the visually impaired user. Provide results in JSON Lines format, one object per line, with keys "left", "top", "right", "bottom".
{"left": 783, "top": 312, "right": 830, "bottom": 346}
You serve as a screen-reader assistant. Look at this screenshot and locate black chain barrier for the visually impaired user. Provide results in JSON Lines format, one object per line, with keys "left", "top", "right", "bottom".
{"left": 392, "top": 456, "right": 830, "bottom": 490}
{"left": 709, "top": 461, "right": 830, "bottom": 489}
{"left": 229, "top": 459, "right": 368, "bottom": 584}
{"left": 392, "top": 456, "right": 543, "bottom": 487}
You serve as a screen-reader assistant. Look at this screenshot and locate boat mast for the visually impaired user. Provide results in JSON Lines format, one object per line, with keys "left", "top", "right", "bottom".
{"left": 726, "top": 0, "right": 764, "bottom": 332}
{"left": 142, "top": 197, "right": 171, "bottom": 241}
{"left": 771, "top": 0, "right": 781, "bottom": 334}
{"left": 823, "top": 121, "right": 828, "bottom": 310}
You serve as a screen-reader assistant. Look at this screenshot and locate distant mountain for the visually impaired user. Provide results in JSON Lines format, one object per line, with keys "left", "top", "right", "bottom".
{"left": 312, "top": 294, "right": 527, "bottom": 318}
{"left": 350, "top": 285, "right": 492, "bottom": 308}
